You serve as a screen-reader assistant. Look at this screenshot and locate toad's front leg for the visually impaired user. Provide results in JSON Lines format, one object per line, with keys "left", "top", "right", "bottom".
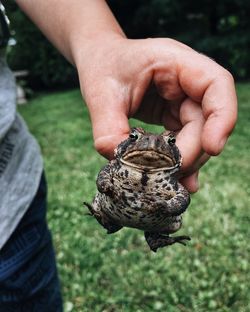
{"left": 156, "top": 182, "right": 190, "bottom": 217}
{"left": 96, "top": 161, "right": 115, "bottom": 196}
{"left": 84, "top": 195, "right": 122, "bottom": 234}
{"left": 85, "top": 161, "right": 122, "bottom": 233}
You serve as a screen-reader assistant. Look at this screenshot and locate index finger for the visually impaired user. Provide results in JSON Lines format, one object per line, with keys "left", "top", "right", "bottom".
{"left": 201, "top": 73, "right": 237, "bottom": 155}
{"left": 178, "top": 51, "right": 237, "bottom": 155}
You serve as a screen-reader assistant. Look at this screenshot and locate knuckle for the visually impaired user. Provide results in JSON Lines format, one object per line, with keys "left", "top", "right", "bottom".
{"left": 219, "top": 68, "right": 235, "bottom": 83}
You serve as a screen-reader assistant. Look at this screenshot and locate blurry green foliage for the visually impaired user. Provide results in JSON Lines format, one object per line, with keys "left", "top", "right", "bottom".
{"left": 3, "top": 0, "right": 250, "bottom": 89}
{"left": 108, "top": 0, "right": 250, "bottom": 80}
{"left": 17, "top": 84, "right": 250, "bottom": 311}
{"left": 3, "top": 1, "right": 77, "bottom": 89}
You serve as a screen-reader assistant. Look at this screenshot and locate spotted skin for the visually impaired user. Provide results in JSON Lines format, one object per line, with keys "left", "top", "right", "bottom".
{"left": 85, "top": 128, "right": 191, "bottom": 252}
{"left": 144, "top": 232, "right": 191, "bottom": 252}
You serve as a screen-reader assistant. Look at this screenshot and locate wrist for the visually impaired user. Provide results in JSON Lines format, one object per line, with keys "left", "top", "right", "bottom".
{"left": 71, "top": 31, "right": 126, "bottom": 71}
{"left": 67, "top": 0, "right": 126, "bottom": 68}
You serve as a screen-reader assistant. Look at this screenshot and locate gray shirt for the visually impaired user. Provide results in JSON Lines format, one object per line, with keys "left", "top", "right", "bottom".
{"left": 0, "top": 55, "right": 43, "bottom": 249}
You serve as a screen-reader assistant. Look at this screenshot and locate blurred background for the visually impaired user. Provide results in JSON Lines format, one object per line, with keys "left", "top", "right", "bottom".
{"left": 2, "top": 1, "right": 249, "bottom": 311}
{"left": 3, "top": 0, "right": 250, "bottom": 91}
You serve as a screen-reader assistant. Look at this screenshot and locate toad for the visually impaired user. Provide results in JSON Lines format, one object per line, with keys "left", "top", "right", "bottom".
{"left": 85, "top": 127, "right": 191, "bottom": 252}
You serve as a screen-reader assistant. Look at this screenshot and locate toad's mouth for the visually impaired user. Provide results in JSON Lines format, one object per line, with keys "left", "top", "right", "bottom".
{"left": 121, "top": 150, "right": 179, "bottom": 171}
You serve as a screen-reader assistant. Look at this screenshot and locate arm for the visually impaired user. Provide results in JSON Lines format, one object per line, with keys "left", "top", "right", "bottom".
{"left": 15, "top": 0, "right": 125, "bottom": 64}
{"left": 16, "top": 0, "right": 237, "bottom": 193}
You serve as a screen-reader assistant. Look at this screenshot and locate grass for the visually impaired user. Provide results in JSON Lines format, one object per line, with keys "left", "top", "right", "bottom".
{"left": 18, "top": 84, "right": 250, "bottom": 312}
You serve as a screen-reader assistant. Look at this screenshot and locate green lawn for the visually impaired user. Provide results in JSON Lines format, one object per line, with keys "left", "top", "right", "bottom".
{"left": 18, "top": 84, "right": 250, "bottom": 312}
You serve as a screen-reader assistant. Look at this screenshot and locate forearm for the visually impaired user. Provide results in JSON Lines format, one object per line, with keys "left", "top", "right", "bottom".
{"left": 16, "top": 0, "right": 125, "bottom": 66}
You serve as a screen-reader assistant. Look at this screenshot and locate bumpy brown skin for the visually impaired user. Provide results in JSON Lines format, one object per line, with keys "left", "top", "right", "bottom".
{"left": 85, "top": 128, "right": 191, "bottom": 252}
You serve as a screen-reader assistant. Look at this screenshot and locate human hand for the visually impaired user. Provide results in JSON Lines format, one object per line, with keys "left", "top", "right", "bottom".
{"left": 76, "top": 36, "right": 237, "bottom": 193}
{"left": 16, "top": 0, "right": 237, "bottom": 193}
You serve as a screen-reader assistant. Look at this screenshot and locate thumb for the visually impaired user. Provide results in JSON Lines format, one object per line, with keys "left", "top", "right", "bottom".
{"left": 86, "top": 92, "right": 130, "bottom": 159}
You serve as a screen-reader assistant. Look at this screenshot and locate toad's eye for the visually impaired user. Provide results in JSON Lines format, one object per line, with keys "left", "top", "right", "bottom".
{"left": 168, "top": 136, "right": 176, "bottom": 145}
{"left": 129, "top": 132, "right": 138, "bottom": 141}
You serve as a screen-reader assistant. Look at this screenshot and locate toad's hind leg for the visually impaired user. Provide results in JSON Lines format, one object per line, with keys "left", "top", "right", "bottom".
{"left": 84, "top": 202, "right": 122, "bottom": 234}
{"left": 144, "top": 231, "right": 191, "bottom": 252}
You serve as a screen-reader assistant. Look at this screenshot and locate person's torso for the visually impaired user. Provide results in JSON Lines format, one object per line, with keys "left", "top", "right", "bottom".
{"left": 0, "top": 6, "right": 43, "bottom": 250}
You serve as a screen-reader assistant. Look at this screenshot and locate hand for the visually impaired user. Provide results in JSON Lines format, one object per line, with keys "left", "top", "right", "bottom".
{"left": 16, "top": 1, "right": 237, "bottom": 193}
{"left": 76, "top": 36, "right": 237, "bottom": 193}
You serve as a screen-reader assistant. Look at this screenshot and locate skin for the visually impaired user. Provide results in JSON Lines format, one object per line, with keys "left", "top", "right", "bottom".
{"left": 16, "top": 0, "right": 238, "bottom": 193}
{"left": 87, "top": 129, "right": 191, "bottom": 252}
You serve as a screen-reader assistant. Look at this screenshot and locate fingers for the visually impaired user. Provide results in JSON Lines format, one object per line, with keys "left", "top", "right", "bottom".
{"left": 151, "top": 38, "right": 237, "bottom": 157}
{"left": 201, "top": 74, "right": 237, "bottom": 155}
{"left": 175, "top": 98, "right": 205, "bottom": 171}
{"left": 85, "top": 87, "right": 130, "bottom": 159}
{"left": 180, "top": 171, "right": 199, "bottom": 193}
{"left": 149, "top": 39, "right": 237, "bottom": 192}
{"left": 172, "top": 97, "right": 212, "bottom": 193}
{"left": 177, "top": 50, "right": 237, "bottom": 156}
{"left": 177, "top": 98, "right": 209, "bottom": 193}
{"left": 173, "top": 98, "right": 212, "bottom": 192}
{"left": 179, "top": 152, "right": 210, "bottom": 192}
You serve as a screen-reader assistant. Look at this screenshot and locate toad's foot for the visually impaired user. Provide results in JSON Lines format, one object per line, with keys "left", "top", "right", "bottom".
{"left": 144, "top": 232, "right": 191, "bottom": 252}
